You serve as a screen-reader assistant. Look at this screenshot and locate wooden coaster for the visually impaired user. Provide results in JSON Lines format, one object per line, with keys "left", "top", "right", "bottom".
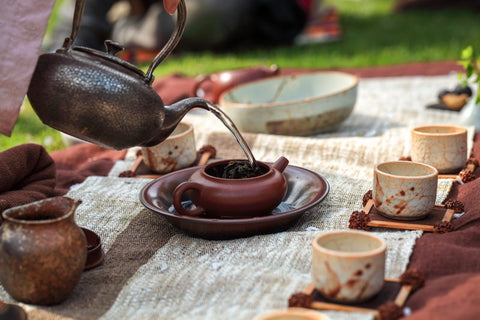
{"left": 357, "top": 199, "right": 455, "bottom": 232}
{"left": 438, "top": 161, "right": 475, "bottom": 180}
{"left": 299, "top": 278, "right": 410, "bottom": 318}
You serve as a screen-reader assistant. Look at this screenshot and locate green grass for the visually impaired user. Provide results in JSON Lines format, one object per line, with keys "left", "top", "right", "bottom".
{"left": 3, "top": 0, "right": 479, "bottom": 152}
{"left": 0, "top": 104, "right": 64, "bottom": 153}
{"left": 150, "top": 0, "right": 480, "bottom": 76}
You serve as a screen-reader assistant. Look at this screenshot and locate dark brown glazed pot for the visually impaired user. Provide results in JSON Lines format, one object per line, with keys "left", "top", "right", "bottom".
{"left": 173, "top": 157, "right": 289, "bottom": 218}
{"left": 0, "top": 197, "right": 87, "bottom": 305}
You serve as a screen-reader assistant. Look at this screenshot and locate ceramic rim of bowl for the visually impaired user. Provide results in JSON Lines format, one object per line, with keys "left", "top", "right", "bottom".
{"left": 412, "top": 125, "right": 467, "bottom": 137}
{"left": 375, "top": 160, "right": 438, "bottom": 180}
{"left": 312, "top": 230, "right": 386, "bottom": 258}
{"left": 218, "top": 71, "right": 359, "bottom": 108}
{"left": 1, "top": 197, "right": 77, "bottom": 225}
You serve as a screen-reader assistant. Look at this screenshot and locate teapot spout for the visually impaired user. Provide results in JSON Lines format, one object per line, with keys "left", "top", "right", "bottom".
{"left": 163, "top": 97, "right": 211, "bottom": 128}
{"left": 272, "top": 156, "right": 289, "bottom": 173}
{"left": 152, "top": 97, "right": 211, "bottom": 146}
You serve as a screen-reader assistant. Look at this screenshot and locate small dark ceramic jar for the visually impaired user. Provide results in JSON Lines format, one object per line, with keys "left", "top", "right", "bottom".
{"left": 0, "top": 197, "right": 87, "bottom": 305}
{"left": 173, "top": 157, "right": 289, "bottom": 218}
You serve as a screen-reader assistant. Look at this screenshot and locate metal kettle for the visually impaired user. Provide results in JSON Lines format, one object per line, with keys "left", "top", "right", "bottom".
{"left": 27, "top": 0, "right": 211, "bottom": 150}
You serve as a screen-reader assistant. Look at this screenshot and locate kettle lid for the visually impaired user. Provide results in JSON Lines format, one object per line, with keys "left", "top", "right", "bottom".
{"left": 69, "top": 41, "right": 147, "bottom": 81}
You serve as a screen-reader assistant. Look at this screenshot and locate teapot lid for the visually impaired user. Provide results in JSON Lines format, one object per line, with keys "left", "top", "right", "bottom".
{"left": 67, "top": 41, "right": 147, "bottom": 82}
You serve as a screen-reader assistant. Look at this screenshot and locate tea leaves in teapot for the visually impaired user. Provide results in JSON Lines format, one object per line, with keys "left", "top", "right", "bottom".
{"left": 206, "top": 161, "right": 268, "bottom": 179}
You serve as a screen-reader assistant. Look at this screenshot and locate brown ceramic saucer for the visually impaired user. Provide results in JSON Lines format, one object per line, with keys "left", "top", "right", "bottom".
{"left": 140, "top": 164, "right": 329, "bottom": 240}
{"left": 81, "top": 227, "right": 105, "bottom": 270}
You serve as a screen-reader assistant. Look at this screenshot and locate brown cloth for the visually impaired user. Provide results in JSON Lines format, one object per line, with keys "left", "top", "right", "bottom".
{"left": 0, "top": 143, "right": 127, "bottom": 218}
{"left": 0, "top": 144, "right": 57, "bottom": 214}
{"left": 404, "top": 133, "right": 480, "bottom": 319}
{"left": 152, "top": 73, "right": 195, "bottom": 105}
{"left": 50, "top": 143, "right": 127, "bottom": 195}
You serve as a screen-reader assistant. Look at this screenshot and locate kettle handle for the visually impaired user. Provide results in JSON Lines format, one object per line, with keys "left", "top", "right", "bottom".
{"left": 61, "top": 0, "right": 187, "bottom": 83}
{"left": 60, "top": 0, "right": 87, "bottom": 50}
{"left": 145, "top": 0, "right": 187, "bottom": 82}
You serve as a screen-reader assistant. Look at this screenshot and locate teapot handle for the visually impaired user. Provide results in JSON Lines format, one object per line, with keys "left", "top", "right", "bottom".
{"left": 61, "top": 0, "right": 187, "bottom": 83}
{"left": 172, "top": 182, "right": 205, "bottom": 216}
{"left": 60, "top": 0, "right": 87, "bottom": 50}
{"left": 145, "top": 0, "right": 187, "bottom": 82}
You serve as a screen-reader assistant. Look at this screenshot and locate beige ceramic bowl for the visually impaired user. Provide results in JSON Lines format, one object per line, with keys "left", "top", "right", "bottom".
{"left": 253, "top": 308, "right": 331, "bottom": 320}
{"left": 218, "top": 71, "right": 358, "bottom": 135}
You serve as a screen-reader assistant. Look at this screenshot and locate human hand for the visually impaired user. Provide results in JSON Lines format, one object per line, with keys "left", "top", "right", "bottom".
{"left": 164, "top": 0, "right": 180, "bottom": 15}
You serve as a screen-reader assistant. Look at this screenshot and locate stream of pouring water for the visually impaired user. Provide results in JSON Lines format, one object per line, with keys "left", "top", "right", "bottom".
{"left": 204, "top": 101, "right": 258, "bottom": 169}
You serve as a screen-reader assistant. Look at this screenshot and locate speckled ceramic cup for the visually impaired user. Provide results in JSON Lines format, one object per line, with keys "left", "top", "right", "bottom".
{"left": 311, "top": 231, "right": 386, "bottom": 303}
{"left": 373, "top": 161, "right": 438, "bottom": 220}
{"left": 411, "top": 125, "right": 468, "bottom": 173}
{"left": 141, "top": 122, "right": 196, "bottom": 173}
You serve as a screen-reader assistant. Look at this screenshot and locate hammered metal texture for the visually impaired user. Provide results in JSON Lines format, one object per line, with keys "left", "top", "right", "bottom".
{"left": 27, "top": 51, "right": 167, "bottom": 150}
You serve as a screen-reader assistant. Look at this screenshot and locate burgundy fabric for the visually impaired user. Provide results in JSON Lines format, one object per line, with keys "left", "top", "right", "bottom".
{"left": 404, "top": 134, "right": 480, "bottom": 319}
{"left": 50, "top": 143, "right": 127, "bottom": 195}
{"left": 152, "top": 73, "right": 196, "bottom": 105}
{"left": 404, "top": 273, "right": 480, "bottom": 320}
{"left": 0, "top": 144, "right": 57, "bottom": 214}
{"left": 0, "top": 143, "right": 127, "bottom": 218}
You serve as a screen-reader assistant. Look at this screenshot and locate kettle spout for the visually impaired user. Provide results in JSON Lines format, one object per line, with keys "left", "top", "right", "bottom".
{"left": 272, "top": 156, "right": 289, "bottom": 173}
{"left": 162, "top": 97, "right": 211, "bottom": 137}
{"left": 163, "top": 97, "right": 220, "bottom": 131}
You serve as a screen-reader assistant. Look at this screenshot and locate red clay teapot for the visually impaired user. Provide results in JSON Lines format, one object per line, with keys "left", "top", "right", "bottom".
{"left": 27, "top": 0, "right": 218, "bottom": 150}
{"left": 172, "top": 157, "right": 289, "bottom": 218}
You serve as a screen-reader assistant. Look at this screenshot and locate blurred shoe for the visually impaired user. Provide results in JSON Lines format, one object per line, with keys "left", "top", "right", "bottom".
{"left": 295, "top": 7, "right": 341, "bottom": 45}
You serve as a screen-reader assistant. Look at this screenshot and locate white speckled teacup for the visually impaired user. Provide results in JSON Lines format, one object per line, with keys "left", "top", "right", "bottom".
{"left": 311, "top": 231, "right": 386, "bottom": 303}
{"left": 411, "top": 125, "right": 468, "bottom": 173}
{"left": 141, "top": 122, "right": 196, "bottom": 173}
{"left": 373, "top": 161, "right": 438, "bottom": 220}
